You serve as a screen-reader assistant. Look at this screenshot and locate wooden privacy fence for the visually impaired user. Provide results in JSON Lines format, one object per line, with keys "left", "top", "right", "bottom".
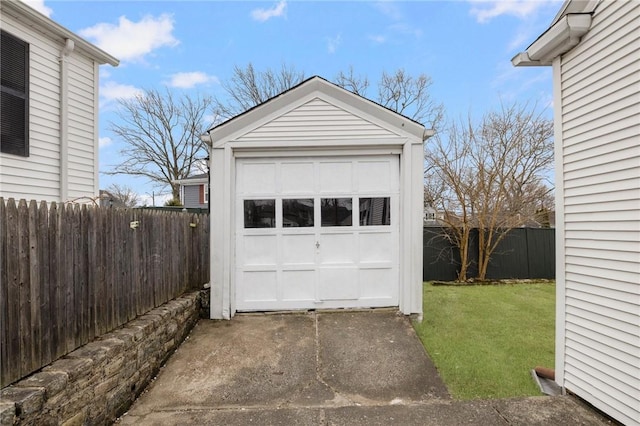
{"left": 423, "top": 226, "right": 555, "bottom": 281}
{"left": 0, "top": 198, "right": 209, "bottom": 387}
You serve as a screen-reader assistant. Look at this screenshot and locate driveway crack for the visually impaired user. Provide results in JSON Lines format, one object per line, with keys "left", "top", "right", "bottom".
{"left": 492, "top": 404, "right": 512, "bottom": 424}
{"left": 314, "top": 312, "right": 358, "bottom": 407}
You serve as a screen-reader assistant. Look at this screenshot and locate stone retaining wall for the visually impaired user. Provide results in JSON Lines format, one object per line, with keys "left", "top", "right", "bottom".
{"left": 0, "top": 291, "right": 204, "bottom": 425}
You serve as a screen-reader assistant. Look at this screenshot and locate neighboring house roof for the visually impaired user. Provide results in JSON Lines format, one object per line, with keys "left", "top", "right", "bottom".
{"left": 2, "top": 0, "right": 119, "bottom": 66}
{"left": 173, "top": 173, "right": 209, "bottom": 185}
{"left": 203, "top": 76, "right": 432, "bottom": 148}
{"left": 98, "top": 190, "right": 126, "bottom": 208}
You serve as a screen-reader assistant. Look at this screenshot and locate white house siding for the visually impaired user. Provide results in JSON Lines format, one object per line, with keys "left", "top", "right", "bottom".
{"left": 0, "top": 14, "right": 61, "bottom": 202}
{"left": 0, "top": 5, "right": 104, "bottom": 204}
{"left": 67, "top": 54, "right": 99, "bottom": 201}
{"left": 236, "top": 98, "right": 397, "bottom": 142}
{"left": 558, "top": 1, "right": 640, "bottom": 424}
{"left": 182, "top": 184, "right": 207, "bottom": 209}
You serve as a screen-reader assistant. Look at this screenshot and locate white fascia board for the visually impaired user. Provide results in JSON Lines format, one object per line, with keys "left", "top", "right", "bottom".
{"left": 224, "top": 138, "right": 408, "bottom": 151}
{"left": 173, "top": 178, "right": 208, "bottom": 185}
{"left": 512, "top": 13, "right": 592, "bottom": 67}
{"left": 552, "top": 0, "right": 600, "bottom": 23}
{"left": 2, "top": 0, "right": 119, "bottom": 66}
{"left": 209, "top": 77, "right": 425, "bottom": 147}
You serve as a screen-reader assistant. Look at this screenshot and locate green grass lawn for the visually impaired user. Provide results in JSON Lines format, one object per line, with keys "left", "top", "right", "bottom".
{"left": 413, "top": 282, "right": 555, "bottom": 400}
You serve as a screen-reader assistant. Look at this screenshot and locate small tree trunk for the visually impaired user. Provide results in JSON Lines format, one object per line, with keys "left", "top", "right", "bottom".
{"left": 477, "top": 228, "right": 486, "bottom": 280}
{"left": 457, "top": 225, "right": 471, "bottom": 281}
{"left": 477, "top": 228, "right": 493, "bottom": 280}
{"left": 171, "top": 184, "right": 180, "bottom": 203}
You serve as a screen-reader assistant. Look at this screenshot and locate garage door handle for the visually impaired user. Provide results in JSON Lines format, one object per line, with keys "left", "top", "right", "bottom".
{"left": 316, "top": 241, "right": 320, "bottom": 249}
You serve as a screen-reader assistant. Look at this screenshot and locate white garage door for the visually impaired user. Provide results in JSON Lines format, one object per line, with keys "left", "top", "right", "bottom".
{"left": 235, "top": 155, "right": 400, "bottom": 312}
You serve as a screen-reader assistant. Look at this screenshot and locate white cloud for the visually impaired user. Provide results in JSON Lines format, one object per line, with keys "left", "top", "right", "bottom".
{"left": 167, "top": 72, "right": 219, "bottom": 89}
{"left": 508, "top": 27, "right": 532, "bottom": 51}
{"left": 368, "top": 34, "right": 387, "bottom": 44}
{"left": 374, "top": 1, "right": 403, "bottom": 21}
{"left": 100, "top": 81, "right": 143, "bottom": 103}
{"left": 491, "top": 59, "right": 552, "bottom": 102}
{"left": 79, "top": 14, "right": 179, "bottom": 62}
{"left": 99, "top": 137, "right": 112, "bottom": 148}
{"left": 469, "top": 0, "right": 558, "bottom": 24}
{"left": 389, "top": 23, "right": 422, "bottom": 39}
{"left": 371, "top": 2, "right": 421, "bottom": 44}
{"left": 326, "top": 35, "right": 342, "bottom": 54}
{"left": 251, "top": 0, "right": 287, "bottom": 22}
{"left": 18, "top": 0, "right": 52, "bottom": 17}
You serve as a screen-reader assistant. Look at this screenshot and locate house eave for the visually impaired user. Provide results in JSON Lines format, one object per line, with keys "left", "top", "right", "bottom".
{"left": 2, "top": 0, "right": 119, "bottom": 66}
{"left": 511, "top": 13, "right": 592, "bottom": 67}
{"left": 206, "top": 76, "right": 427, "bottom": 147}
{"left": 174, "top": 179, "right": 208, "bottom": 186}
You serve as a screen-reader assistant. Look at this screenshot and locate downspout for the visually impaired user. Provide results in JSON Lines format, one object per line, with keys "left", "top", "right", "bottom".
{"left": 59, "top": 38, "right": 74, "bottom": 202}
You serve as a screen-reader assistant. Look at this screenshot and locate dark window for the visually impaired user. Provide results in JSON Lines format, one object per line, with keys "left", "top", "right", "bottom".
{"left": 283, "top": 199, "right": 314, "bottom": 227}
{"left": 321, "top": 198, "right": 352, "bottom": 227}
{"left": 360, "top": 197, "right": 391, "bottom": 226}
{"left": 1, "top": 30, "right": 29, "bottom": 157}
{"left": 244, "top": 199, "right": 275, "bottom": 228}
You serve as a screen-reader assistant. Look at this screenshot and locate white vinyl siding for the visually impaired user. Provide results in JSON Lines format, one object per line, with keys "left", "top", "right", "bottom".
{"left": 67, "top": 53, "right": 98, "bottom": 200}
{"left": 0, "top": 9, "right": 101, "bottom": 203}
{"left": 182, "top": 184, "right": 207, "bottom": 209}
{"left": 558, "top": 1, "right": 640, "bottom": 425}
{"left": 0, "top": 16, "right": 61, "bottom": 201}
{"left": 237, "top": 98, "right": 397, "bottom": 142}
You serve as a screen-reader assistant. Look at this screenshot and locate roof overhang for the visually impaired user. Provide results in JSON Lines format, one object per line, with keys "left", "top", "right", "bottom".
{"left": 201, "top": 76, "right": 429, "bottom": 148}
{"left": 173, "top": 177, "right": 209, "bottom": 185}
{"left": 512, "top": 13, "right": 592, "bottom": 66}
{"left": 2, "top": 0, "right": 119, "bottom": 66}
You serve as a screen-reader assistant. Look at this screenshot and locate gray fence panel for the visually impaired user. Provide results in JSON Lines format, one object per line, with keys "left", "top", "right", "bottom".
{"left": 423, "top": 227, "right": 555, "bottom": 281}
{"left": 485, "top": 229, "right": 530, "bottom": 279}
{"left": 525, "top": 228, "right": 556, "bottom": 279}
{"left": 423, "top": 228, "right": 459, "bottom": 281}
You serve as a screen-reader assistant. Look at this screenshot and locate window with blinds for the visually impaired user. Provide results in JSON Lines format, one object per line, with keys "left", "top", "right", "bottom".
{"left": 1, "top": 30, "right": 29, "bottom": 157}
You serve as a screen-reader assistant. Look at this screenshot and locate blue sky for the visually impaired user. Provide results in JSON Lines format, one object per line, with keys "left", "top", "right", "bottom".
{"left": 24, "top": 0, "right": 560, "bottom": 205}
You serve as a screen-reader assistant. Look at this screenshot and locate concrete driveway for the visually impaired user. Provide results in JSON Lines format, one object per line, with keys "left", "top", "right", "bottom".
{"left": 117, "top": 311, "right": 612, "bottom": 425}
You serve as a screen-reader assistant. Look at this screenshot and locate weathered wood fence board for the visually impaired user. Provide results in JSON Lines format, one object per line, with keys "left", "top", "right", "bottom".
{"left": 0, "top": 198, "right": 209, "bottom": 387}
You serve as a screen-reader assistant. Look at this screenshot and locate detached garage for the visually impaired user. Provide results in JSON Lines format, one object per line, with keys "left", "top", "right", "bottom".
{"left": 205, "top": 76, "right": 430, "bottom": 319}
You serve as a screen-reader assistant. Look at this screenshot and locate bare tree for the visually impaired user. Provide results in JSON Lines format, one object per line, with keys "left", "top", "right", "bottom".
{"left": 214, "top": 63, "right": 443, "bottom": 131}
{"left": 214, "top": 63, "right": 306, "bottom": 121}
{"left": 107, "top": 88, "right": 214, "bottom": 201}
{"left": 104, "top": 183, "right": 140, "bottom": 208}
{"left": 424, "top": 120, "right": 477, "bottom": 280}
{"left": 334, "top": 66, "right": 370, "bottom": 97}
{"left": 424, "top": 102, "right": 554, "bottom": 281}
{"left": 335, "top": 67, "right": 444, "bottom": 130}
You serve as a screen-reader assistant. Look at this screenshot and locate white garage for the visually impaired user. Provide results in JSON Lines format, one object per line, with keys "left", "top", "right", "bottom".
{"left": 205, "top": 76, "right": 430, "bottom": 319}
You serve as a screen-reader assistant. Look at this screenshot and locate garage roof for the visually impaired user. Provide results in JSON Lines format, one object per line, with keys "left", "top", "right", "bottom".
{"left": 205, "top": 76, "right": 428, "bottom": 147}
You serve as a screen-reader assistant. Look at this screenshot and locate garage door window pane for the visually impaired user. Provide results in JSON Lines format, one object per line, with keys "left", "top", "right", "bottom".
{"left": 244, "top": 200, "right": 275, "bottom": 228}
{"left": 321, "top": 198, "right": 352, "bottom": 226}
{"left": 283, "top": 199, "right": 314, "bottom": 227}
{"left": 360, "top": 197, "right": 390, "bottom": 226}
